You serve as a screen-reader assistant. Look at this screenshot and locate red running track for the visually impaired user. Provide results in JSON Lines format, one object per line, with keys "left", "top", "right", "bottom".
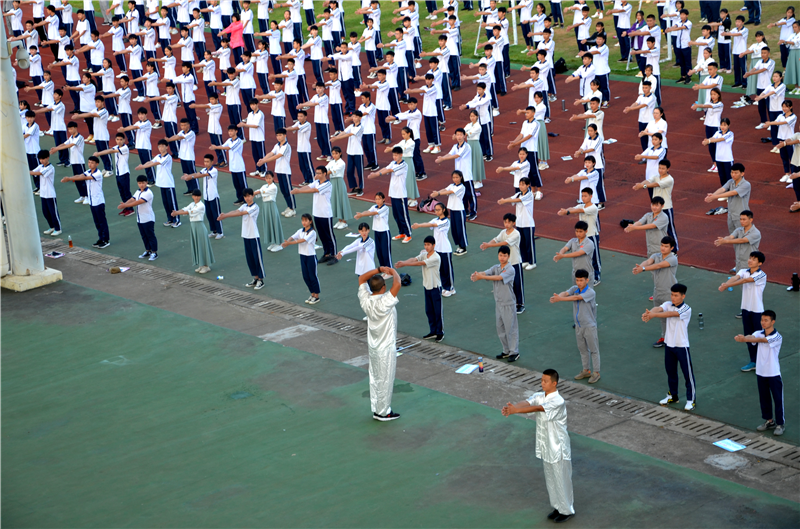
{"left": 11, "top": 13, "right": 799, "bottom": 284}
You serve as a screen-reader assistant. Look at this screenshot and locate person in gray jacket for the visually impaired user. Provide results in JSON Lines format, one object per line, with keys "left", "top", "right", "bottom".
{"left": 471, "top": 245, "right": 519, "bottom": 362}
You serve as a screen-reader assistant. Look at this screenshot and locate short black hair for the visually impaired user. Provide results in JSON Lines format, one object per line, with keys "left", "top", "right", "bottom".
{"left": 762, "top": 309, "right": 776, "bottom": 321}
{"left": 498, "top": 245, "right": 510, "bottom": 255}
{"left": 651, "top": 196, "right": 665, "bottom": 205}
{"left": 575, "top": 221, "right": 588, "bottom": 231}
{"left": 575, "top": 269, "right": 590, "bottom": 279}
{"left": 542, "top": 368, "right": 559, "bottom": 384}
{"left": 424, "top": 235, "right": 436, "bottom": 245}
{"left": 136, "top": 175, "right": 148, "bottom": 182}
{"left": 661, "top": 236, "right": 676, "bottom": 248}
{"left": 503, "top": 213, "right": 516, "bottom": 223}
{"left": 671, "top": 283, "right": 688, "bottom": 295}
{"left": 368, "top": 275, "right": 385, "bottom": 293}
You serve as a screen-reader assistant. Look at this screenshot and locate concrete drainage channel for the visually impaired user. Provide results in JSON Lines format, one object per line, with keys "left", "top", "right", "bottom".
{"left": 39, "top": 240, "right": 800, "bottom": 473}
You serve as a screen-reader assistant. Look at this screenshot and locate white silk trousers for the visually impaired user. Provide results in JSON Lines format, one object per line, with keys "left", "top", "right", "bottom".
{"left": 368, "top": 346, "right": 397, "bottom": 416}
{"left": 543, "top": 459, "right": 575, "bottom": 515}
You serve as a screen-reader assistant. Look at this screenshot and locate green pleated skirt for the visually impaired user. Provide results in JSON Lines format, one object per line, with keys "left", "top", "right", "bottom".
{"left": 785, "top": 49, "right": 800, "bottom": 86}
{"left": 536, "top": 119, "right": 550, "bottom": 162}
{"left": 746, "top": 56, "right": 759, "bottom": 96}
{"left": 404, "top": 156, "right": 420, "bottom": 199}
{"left": 468, "top": 139, "right": 486, "bottom": 183}
{"left": 330, "top": 177, "right": 353, "bottom": 220}
{"left": 189, "top": 221, "right": 215, "bottom": 267}
{"left": 697, "top": 74, "right": 708, "bottom": 108}
{"left": 259, "top": 200, "right": 285, "bottom": 248}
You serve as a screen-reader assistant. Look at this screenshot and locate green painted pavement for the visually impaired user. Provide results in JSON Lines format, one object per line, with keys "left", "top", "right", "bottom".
{"left": 3, "top": 283, "right": 799, "bottom": 528}
{"left": 30, "top": 133, "right": 800, "bottom": 445}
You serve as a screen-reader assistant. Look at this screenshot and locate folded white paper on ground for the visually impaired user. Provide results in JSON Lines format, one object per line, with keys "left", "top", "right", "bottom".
{"left": 455, "top": 364, "right": 479, "bottom": 374}
{"left": 603, "top": 138, "right": 618, "bottom": 144}
{"left": 561, "top": 156, "right": 573, "bottom": 161}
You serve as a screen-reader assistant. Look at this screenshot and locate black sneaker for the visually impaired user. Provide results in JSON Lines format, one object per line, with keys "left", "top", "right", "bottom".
{"left": 454, "top": 247, "right": 467, "bottom": 256}
{"left": 735, "top": 312, "right": 743, "bottom": 319}
{"left": 653, "top": 337, "right": 666, "bottom": 348}
{"left": 496, "top": 352, "right": 510, "bottom": 359}
{"left": 516, "top": 305, "right": 526, "bottom": 314}
{"left": 554, "top": 513, "right": 574, "bottom": 523}
{"left": 356, "top": 188, "right": 364, "bottom": 197}
{"left": 347, "top": 188, "right": 358, "bottom": 196}
{"left": 245, "top": 279, "right": 258, "bottom": 287}
{"left": 319, "top": 254, "right": 331, "bottom": 263}
{"left": 234, "top": 200, "right": 244, "bottom": 206}
{"left": 435, "top": 334, "right": 445, "bottom": 342}
{"left": 548, "top": 510, "right": 561, "bottom": 520}
{"left": 182, "top": 190, "right": 192, "bottom": 195}
{"left": 374, "top": 411, "right": 400, "bottom": 421}
{"left": 415, "top": 173, "right": 427, "bottom": 181}
{"left": 423, "top": 333, "right": 437, "bottom": 340}
{"left": 98, "top": 241, "right": 111, "bottom": 249}
{"left": 507, "top": 354, "right": 520, "bottom": 362}
{"left": 326, "top": 257, "right": 339, "bottom": 266}
{"left": 254, "top": 280, "right": 264, "bottom": 290}
{"left": 91, "top": 240, "right": 102, "bottom": 248}
{"left": 468, "top": 214, "right": 477, "bottom": 221}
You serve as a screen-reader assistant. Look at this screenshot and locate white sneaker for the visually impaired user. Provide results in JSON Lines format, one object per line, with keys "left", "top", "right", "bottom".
{"left": 44, "top": 129, "right": 53, "bottom": 136}
{"left": 249, "top": 170, "right": 261, "bottom": 176}
{"left": 442, "top": 289, "right": 455, "bottom": 297}
{"left": 423, "top": 145, "right": 433, "bottom": 153}
{"left": 430, "top": 146, "right": 441, "bottom": 154}
{"left": 755, "top": 123, "right": 766, "bottom": 129}
{"left": 116, "top": 73, "right": 126, "bottom": 79}
{"left": 492, "top": 109, "right": 500, "bottom": 117}
{"left": 707, "top": 164, "right": 717, "bottom": 172}
{"left": 170, "top": 27, "right": 178, "bottom": 35}
{"left": 215, "top": 233, "right": 224, "bottom": 239}
{"left": 285, "top": 209, "right": 296, "bottom": 217}
{"left": 780, "top": 175, "right": 791, "bottom": 183}
{"left": 281, "top": 207, "right": 292, "bottom": 216}
{"left": 270, "top": 244, "right": 283, "bottom": 252}
{"left": 407, "top": 200, "right": 417, "bottom": 208}
{"left": 74, "top": 196, "right": 85, "bottom": 203}
{"left": 102, "top": 170, "right": 113, "bottom": 178}
{"left": 524, "top": 263, "right": 537, "bottom": 270}
{"left": 538, "top": 162, "right": 547, "bottom": 170}
{"left": 684, "top": 401, "right": 695, "bottom": 411}
{"left": 199, "top": 266, "right": 210, "bottom": 274}
{"left": 51, "top": 230, "right": 62, "bottom": 236}
{"left": 208, "top": 232, "right": 216, "bottom": 238}
{"left": 414, "top": 62, "right": 422, "bottom": 69}
{"left": 43, "top": 228, "right": 54, "bottom": 235}
{"left": 534, "top": 191, "right": 543, "bottom": 200}
{"left": 109, "top": 116, "right": 120, "bottom": 122}
{"left": 770, "top": 147, "right": 781, "bottom": 154}
{"left": 82, "top": 197, "right": 90, "bottom": 205}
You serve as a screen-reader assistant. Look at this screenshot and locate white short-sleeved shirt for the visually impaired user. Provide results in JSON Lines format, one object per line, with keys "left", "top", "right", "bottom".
{"left": 661, "top": 301, "right": 691, "bottom": 348}
{"left": 85, "top": 169, "right": 105, "bottom": 206}
{"left": 134, "top": 188, "right": 156, "bottom": 223}
{"left": 291, "top": 227, "right": 317, "bottom": 256}
{"left": 36, "top": 164, "right": 56, "bottom": 199}
{"left": 239, "top": 202, "right": 260, "bottom": 239}
{"left": 271, "top": 141, "right": 292, "bottom": 174}
{"left": 448, "top": 142, "right": 473, "bottom": 182}
{"left": 66, "top": 134, "right": 85, "bottom": 165}
{"left": 246, "top": 110, "right": 265, "bottom": 142}
{"left": 387, "top": 160, "right": 408, "bottom": 199}
{"left": 345, "top": 124, "right": 364, "bottom": 156}
{"left": 310, "top": 179, "right": 333, "bottom": 218}
{"left": 310, "top": 93, "right": 328, "bottom": 124}
{"left": 295, "top": 121, "right": 312, "bottom": 153}
{"left": 515, "top": 190, "right": 535, "bottom": 228}
{"left": 754, "top": 330, "right": 782, "bottom": 378}
{"left": 153, "top": 154, "right": 174, "bottom": 188}
{"left": 223, "top": 137, "right": 245, "bottom": 172}
{"left": 430, "top": 217, "right": 452, "bottom": 253}
{"left": 737, "top": 268, "right": 767, "bottom": 313}
{"left": 444, "top": 183, "right": 465, "bottom": 212}
{"left": 369, "top": 204, "right": 390, "bottom": 232}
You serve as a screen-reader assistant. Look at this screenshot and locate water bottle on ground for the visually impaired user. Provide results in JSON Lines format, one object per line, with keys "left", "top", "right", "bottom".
{"left": 698, "top": 313, "right": 704, "bottom": 330}
{"left": 478, "top": 357, "right": 484, "bottom": 373}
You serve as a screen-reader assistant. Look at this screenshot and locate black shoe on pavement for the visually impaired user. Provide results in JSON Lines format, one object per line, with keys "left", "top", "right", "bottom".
{"left": 423, "top": 333, "right": 437, "bottom": 340}
{"left": 496, "top": 352, "right": 510, "bottom": 360}
{"left": 374, "top": 411, "right": 400, "bottom": 421}
{"left": 507, "top": 354, "right": 520, "bottom": 362}
{"left": 548, "top": 509, "right": 560, "bottom": 520}
{"left": 326, "top": 257, "right": 339, "bottom": 266}
{"left": 435, "top": 334, "right": 445, "bottom": 342}
{"left": 554, "top": 513, "right": 574, "bottom": 523}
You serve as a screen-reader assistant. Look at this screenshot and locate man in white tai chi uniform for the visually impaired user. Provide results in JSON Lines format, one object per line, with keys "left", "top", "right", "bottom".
{"left": 502, "top": 368, "right": 575, "bottom": 523}
{"left": 358, "top": 266, "right": 402, "bottom": 421}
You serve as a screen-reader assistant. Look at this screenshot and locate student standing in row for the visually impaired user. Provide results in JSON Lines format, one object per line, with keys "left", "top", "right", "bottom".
{"left": 253, "top": 171, "right": 285, "bottom": 252}
{"left": 554, "top": 221, "right": 595, "bottom": 284}
{"left": 282, "top": 214, "right": 321, "bottom": 304}
{"left": 429, "top": 170, "right": 468, "bottom": 256}
{"left": 218, "top": 188, "right": 266, "bottom": 290}
{"left": 472, "top": 246, "right": 519, "bottom": 362}
{"left": 395, "top": 235, "right": 444, "bottom": 342}
{"left": 61, "top": 156, "right": 110, "bottom": 249}
{"left": 354, "top": 192, "right": 393, "bottom": 269}
{"left": 719, "top": 251, "right": 767, "bottom": 373}
{"left": 30, "top": 150, "right": 62, "bottom": 236}
{"left": 735, "top": 310, "right": 785, "bottom": 436}
{"left": 183, "top": 154, "right": 225, "bottom": 239}
{"left": 171, "top": 190, "right": 216, "bottom": 274}
{"left": 642, "top": 283, "right": 696, "bottom": 411}
{"left": 480, "top": 213, "right": 526, "bottom": 315}
{"left": 290, "top": 165, "right": 338, "bottom": 265}
{"left": 499, "top": 177, "right": 537, "bottom": 271}
{"left": 118, "top": 175, "right": 159, "bottom": 261}
{"left": 337, "top": 222, "right": 377, "bottom": 278}
{"left": 550, "top": 268, "right": 601, "bottom": 384}
{"left": 634, "top": 236, "right": 678, "bottom": 349}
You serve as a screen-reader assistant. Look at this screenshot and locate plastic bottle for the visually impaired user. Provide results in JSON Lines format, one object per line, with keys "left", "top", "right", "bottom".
{"left": 68, "top": 236, "right": 73, "bottom": 248}
{"left": 698, "top": 313, "right": 704, "bottom": 330}
{"left": 478, "top": 357, "right": 484, "bottom": 373}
